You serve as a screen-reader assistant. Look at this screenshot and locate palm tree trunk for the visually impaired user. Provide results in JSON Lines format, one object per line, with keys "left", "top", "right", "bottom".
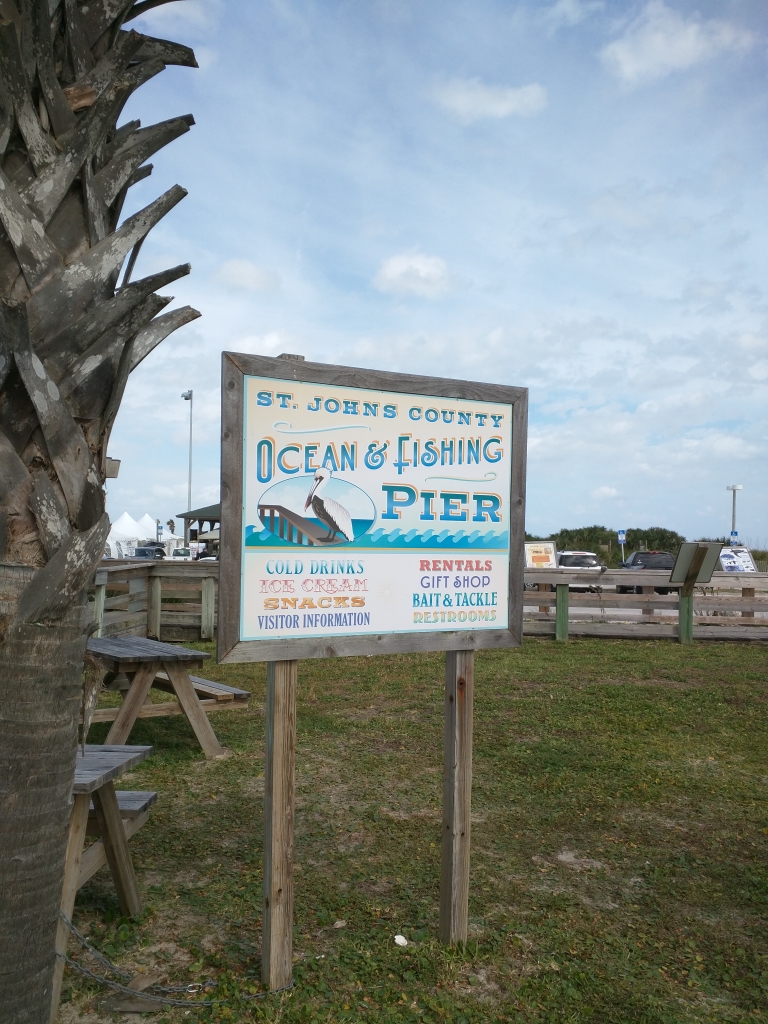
{"left": 0, "top": 567, "right": 88, "bottom": 1022}
{"left": 0, "top": 1, "right": 199, "bottom": 1017}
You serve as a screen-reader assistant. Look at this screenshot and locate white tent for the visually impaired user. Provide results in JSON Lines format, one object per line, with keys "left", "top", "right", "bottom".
{"left": 136, "top": 513, "right": 159, "bottom": 539}
{"left": 106, "top": 511, "right": 142, "bottom": 559}
{"left": 109, "top": 512, "right": 142, "bottom": 539}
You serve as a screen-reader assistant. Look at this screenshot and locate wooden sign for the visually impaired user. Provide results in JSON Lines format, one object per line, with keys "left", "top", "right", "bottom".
{"left": 218, "top": 352, "right": 528, "bottom": 989}
{"left": 219, "top": 353, "right": 527, "bottom": 662}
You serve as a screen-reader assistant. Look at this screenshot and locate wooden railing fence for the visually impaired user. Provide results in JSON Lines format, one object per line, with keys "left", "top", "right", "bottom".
{"left": 91, "top": 562, "right": 218, "bottom": 643}
{"left": 89, "top": 563, "right": 768, "bottom": 643}
{"left": 524, "top": 569, "right": 768, "bottom": 642}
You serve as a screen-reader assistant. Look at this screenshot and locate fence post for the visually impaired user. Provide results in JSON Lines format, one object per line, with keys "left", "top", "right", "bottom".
{"left": 262, "top": 660, "right": 297, "bottom": 990}
{"left": 147, "top": 575, "right": 161, "bottom": 639}
{"left": 201, "top": 575, "right": 216, "bottom": 640}
{"left": 555, "top": 584, "right": 569, "bottom": 641}
{"left": 641, "top": 585, "right": 654, "bottom": 618}
{"left": 742, "top": 587, "right": 755, "bottom": 619}
{"left": 678, "top": 545, "right": 708, "bottom": 645}
{"left": 440, "top": 650, "right": 474, "bottom": 945}
{"left": 538, "top": 581, "right": 549, "bottom": 614}
{"left": 93, "top": 583, "right": 106, "bottom": 637}
{"left": 678, "top": 594, "right": 694, "bottom": 645}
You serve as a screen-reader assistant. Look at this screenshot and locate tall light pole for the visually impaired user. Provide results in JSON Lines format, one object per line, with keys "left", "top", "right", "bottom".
{"left": 726, "top": 484, "right": 742, "bottom": 546}
{"left": 182, "top": 390, "right": 193, "bottom": 544}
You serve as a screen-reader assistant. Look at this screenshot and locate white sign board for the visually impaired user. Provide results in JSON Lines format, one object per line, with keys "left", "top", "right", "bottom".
{"left": 525, "top": 541, "right": 557, "bottom": 569}
{"left": 218, "top": 354, "right": 528, "bottom": 662}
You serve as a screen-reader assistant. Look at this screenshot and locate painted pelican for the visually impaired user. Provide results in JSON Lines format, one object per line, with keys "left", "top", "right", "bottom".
{"left": 304, "top": 468, "right": 354, "bottom": 543}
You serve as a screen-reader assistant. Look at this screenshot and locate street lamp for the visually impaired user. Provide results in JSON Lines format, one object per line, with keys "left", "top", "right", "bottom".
{"left": 726, "top": 484, "right": 743, "bottom": 546}
{"left": 182, "top": 390, "right": 193, "bottom": 544}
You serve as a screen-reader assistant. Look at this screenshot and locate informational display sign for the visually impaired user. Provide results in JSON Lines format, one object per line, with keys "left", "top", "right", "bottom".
{"left": 218, "top": 353, "right": 528, "bottom": 662}
{"left": 719, "top": 547, "right": 756, "bottom": 573}
{"left": 525, "top": 541, "right": 557, "bottom": 569}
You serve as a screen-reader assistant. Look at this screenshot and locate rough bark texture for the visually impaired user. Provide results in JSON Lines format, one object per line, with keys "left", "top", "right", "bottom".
{"left": 0, "top": 3, "right": 197, "bottom": 1019}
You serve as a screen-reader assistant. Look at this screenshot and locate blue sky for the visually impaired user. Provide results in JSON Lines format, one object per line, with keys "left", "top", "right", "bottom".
{"left": 106, "top": 0, "right": 767, "bottom": 545}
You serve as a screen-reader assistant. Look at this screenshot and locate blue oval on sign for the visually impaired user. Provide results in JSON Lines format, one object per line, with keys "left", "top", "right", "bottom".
{"left": 257, "top": 475, "right": 376, "bottom": 547}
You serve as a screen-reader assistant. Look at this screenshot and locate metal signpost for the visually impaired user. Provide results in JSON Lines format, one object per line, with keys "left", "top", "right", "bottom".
{"left": 726, "top": 484, "right": 742, "bottom": 546}
{"left": 670, "top": 542, "right": 722, "bottom": 644}
{"left": 219, "top": 352, "right": 527, "bottom": 988}
{"left": 182, "top": 390, "right": 194, "bottom": 544}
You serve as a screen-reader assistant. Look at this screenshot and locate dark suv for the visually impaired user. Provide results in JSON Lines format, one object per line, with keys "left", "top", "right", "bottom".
{"left": 134, "top": 546, "right": 165, "bottom": 560}
{"left": 617, "top": 550, "right": 675, "bottom": 594}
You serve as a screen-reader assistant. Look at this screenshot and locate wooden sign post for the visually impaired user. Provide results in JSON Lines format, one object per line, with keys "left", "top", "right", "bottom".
{"left": 670, "top": 543, "right": 723, "bottom": 645}
{"left": 440, "top": 650, "right": 474, "bottom": 943}
{"left": 218, "top": 352, "right": 527, "bottom": 985}
{"left": 262, "top": 660, "right": 297, "bottom": 989}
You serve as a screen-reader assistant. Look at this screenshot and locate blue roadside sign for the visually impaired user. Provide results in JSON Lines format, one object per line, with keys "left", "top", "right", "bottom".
{"left": 617, "top": 530, "right": 626, "bottom": 544}
{"left": 730, "top": 530, "right": 738, "bottom": 546}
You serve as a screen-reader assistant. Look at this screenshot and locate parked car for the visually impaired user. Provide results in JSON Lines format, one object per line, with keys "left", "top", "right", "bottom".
{"left": 617, "top": 550, "right": 676, "bottom": 594}
{"left": 171, "top": 547, "right": 193, "bottom": 560}
{"left": 133, "top": 546, "right": 165, "bottom": 560}
{"left": 556, "top": 550, "right": 606, "bottom": 592}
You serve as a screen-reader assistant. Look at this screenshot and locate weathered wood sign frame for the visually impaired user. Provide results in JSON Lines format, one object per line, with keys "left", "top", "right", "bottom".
{"left": 218, "top": 351, "right": 528, "bottom": 990}
{"left": 219, "top": 352, "right": 528, "bottom": 662}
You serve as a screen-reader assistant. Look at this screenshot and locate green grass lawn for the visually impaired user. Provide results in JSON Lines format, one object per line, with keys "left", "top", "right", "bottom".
{"left": 65, "top": 638, "right": 768, "bottom": 1023}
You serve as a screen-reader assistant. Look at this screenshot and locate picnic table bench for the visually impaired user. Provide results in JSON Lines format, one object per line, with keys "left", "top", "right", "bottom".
{"left": 52, "top": 745, "right": 155, "bottom": 1016}
{"left": 86, "top": 636, "right": 250, "bottom": 758}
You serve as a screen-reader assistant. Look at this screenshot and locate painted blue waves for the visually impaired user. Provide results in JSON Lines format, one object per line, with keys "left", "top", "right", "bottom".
{"left": 245, "top": 524, "right": 507, "bottom": 550}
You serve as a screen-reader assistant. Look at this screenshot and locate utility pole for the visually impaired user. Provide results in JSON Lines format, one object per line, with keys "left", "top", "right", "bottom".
{"left": 726, "top": 485, "right": 742, "bottom": 546}
{"left": 182, "top": 391, "right": 193, "bottom": 544}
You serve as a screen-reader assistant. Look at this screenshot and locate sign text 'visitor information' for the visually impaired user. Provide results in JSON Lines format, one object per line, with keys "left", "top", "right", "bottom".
{"left": 240, "top": 376, "right": 513, "bottom": 642}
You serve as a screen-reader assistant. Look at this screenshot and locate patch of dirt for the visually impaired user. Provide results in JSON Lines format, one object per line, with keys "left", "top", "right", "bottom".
{"left": 240, "top": 775, "right": 265, "bottom": 795}
{"left": 556, "top": 849, "right": 605, "bottom": 870}
{"left": 628, "top": 812, "right": 691, "bottom": 832}
{"left": 357, "top": 876, "right": 394, "bottom": 895}
{"left": 531, "top": 850, "right": 605, "bottom": 871}
{"left": 150, "top": 905, "right": 211, "bottom": 935}
{"left": 336, "top": 829, "right": 368, "bottom": 851}
{"left": 58, "top": 1009, "right": 106, "bottom": 1024}
{"left": 635, "top": 677, "right": 704, "bottom": 689}
{"left": 578, "top": 894, "right": 620, "bottom": 910}
{"left": 455, "top": 966, "right": 501, "bottom": 1002}
{"left": 373, "top": 739, "right": 407, "bottom": 752}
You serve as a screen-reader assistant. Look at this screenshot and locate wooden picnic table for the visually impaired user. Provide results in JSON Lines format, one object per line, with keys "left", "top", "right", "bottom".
{"left": 86, "top": 635, "right": 225, "bottom": 758}
{"left": 52, "top": 745, "right": 155, "bottom": 1018}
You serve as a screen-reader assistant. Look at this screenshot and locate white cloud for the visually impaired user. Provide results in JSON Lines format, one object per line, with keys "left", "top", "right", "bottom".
{"left": 215, "top": 259, "right": 280, "bottom": 292}
{"left": 601, "top": 1, "right": 753, "bottom": 85}
{"left": 748, "top": 360, "right": 768, "bottom": 381}
{"left": 591, "top": 485, "right": 619, "bottom": 499}
{"left": 434, "top": 78, "right": 547, "bottom": 123}
{"left": 373, "top": 252, "right": 449, "bottom": 298}
{"left": 132, "top": 0, "right": 222, "bottom": 31}
{"left": 544, "top": 0, "right": 604, "bottom": 30}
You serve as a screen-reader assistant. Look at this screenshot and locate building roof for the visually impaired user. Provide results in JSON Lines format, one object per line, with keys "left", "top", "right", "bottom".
{"left": 177, "top": 503, "right": 221, "bottom": 522}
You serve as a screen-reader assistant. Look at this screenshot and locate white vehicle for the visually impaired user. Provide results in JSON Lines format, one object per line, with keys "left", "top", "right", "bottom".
{"left": 170, "top": 547, "right": 193, "bottom": 561}
{"left": 557, "top": 550, "right": 606, "bottom": 592}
